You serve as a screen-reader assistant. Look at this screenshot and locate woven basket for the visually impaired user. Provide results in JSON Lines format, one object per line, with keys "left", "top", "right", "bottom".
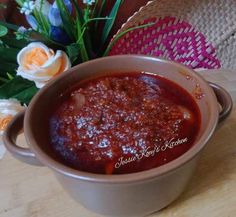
{"left": 109, "top": 0, "right": 236, "bottom": 70}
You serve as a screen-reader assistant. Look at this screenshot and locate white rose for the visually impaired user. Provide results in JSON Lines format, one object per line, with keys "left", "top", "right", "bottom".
{"left": 17, "top": 42, "right": 71, "bottom": 88}
{"left": 0, "top": 99, "right": 24, "bottom": 159}
{"left": 0, "top": 99, "right": 24, "bottom": 132}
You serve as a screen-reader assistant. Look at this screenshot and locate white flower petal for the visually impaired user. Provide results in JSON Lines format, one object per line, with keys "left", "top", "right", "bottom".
{"left": 17, "top": 67, "right": 51, "bottom": 82}
{"left": 41, "top": 50, "right": 63, "bottom": 75}
{"left": 35, "top": 0, "right": 51, "bottom": 18}
{"left": 0, "top": 99, "right": 24, "bottom": 115}
{"left": 17, "top": 42, "right": 52, "bottom": 67}
{"left": 61, "top": 51, "right": 71, "bottom": 71}
{"left": 34, "top": 81, "right": 47, "bottom": 88}
{"left": 17, "top": 42, "right": 71, "bottom": 88}
{"left": 0, "top": 99, "right": 24, "bottom": 159}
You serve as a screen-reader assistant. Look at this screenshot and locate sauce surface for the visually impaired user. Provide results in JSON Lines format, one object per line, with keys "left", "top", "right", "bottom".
{"left": 49, "top": 72, "right": 201, "bottom": 174}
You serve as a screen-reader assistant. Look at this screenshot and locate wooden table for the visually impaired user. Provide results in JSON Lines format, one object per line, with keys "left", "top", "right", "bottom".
{"left": 1, "top": 69, "right": 236, "bottom": 217}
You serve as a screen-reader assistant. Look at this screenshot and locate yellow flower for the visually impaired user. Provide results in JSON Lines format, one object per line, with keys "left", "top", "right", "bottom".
{"left": 17, "top": 42, "right": 71, "bottom": 88}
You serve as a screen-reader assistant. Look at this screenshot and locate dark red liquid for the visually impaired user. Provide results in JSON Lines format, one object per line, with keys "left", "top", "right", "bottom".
{"left": 49, "top": 72, "right": 201, "bottom": 174}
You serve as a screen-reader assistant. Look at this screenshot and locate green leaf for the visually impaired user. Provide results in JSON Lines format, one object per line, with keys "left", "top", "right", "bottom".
{"left": 92, "top": 0, "right": 99, "bottom": 18}
{"left": 0, "top": 76, "right": 38, "bottom": 104}
{"left": 95, "top": 0, "right": 106, "bottom": 29}
{"left": 83, "top": 6, "right": 90, "bottom": 22}
{"left": 0, "top": 21, "right": 19, "bottom": 31}
{"left": 66, "top": 43, "right": 80, "bottom": 64}
{"left": 1, "top": 36, "right": 28, "bottom": 49}
{"left": 29, "top": 31, "right": 65, "bottom": 49}
{"left": 0, "top": 62, "right": 17, "bottom": 73}
{"left": 70, "top": 0, "right": 90, "bottom": 61}
{"left": 101, "top": 0, "right": 123, "bottom": 45}
{"left": 7, "top": 72, "right": 14, "bottom": 80}
{"left": 0, "top": 25, "right": 8, "bottom": 37}
{"left": 13, "top": 86, "right": 38, "bottom": 104}
{"left": 55, "top": 0, "right": 76, "bottom": 41}
{"left": 0, "top": 76, "right": 32, "bottom": 97}
{"left": 0, "top": 47, "right": 19, "bottom": 62}
{"left": 83, "top": 17, "right": 112, "bottom": 28}
{"left": 15, "top": 0, "right": 24, "bottom": 7}
{"left": 71, "top": 0, "right": 84, "bottom": 22}
{"left": 33, "top": 10, "right": 50, "bottom": 35}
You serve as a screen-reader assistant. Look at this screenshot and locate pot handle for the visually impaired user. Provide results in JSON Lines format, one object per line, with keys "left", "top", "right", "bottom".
{"left": 3, "top": 110, "right": 43, "bottom": 166}
{"left": 209, "top": 82, "right": 233, "bottom": 122}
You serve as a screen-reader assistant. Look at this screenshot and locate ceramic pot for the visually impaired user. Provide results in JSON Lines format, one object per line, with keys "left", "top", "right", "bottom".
{"left": 3, "top": 55, "right": 232, "bottom": 217}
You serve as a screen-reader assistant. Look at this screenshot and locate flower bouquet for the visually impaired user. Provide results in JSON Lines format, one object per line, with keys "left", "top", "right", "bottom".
{"left": 0, "top": 0, "right": 152, "bottom": 146}
{"left": 0, "top": 0, "right": 126, "bottom": 99}
{"left": 0, "top": 0, "right": 154, "bottom": 158}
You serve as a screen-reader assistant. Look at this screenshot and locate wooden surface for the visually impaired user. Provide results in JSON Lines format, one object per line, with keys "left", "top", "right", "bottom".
{"left": 1, "top": 69, "right": 236, "bottom": 217}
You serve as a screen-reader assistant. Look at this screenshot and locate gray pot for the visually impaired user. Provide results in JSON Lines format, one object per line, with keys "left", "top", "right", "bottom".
{"left": 4, "top": 55, "right": 232, "bottom": 217}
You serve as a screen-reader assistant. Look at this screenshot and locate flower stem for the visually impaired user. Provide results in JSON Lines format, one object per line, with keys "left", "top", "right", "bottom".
{"left": 70, "top": 0, "right": 90, "bottom": 61}
{"left": 76, "top": 19, "right": 89, "bottom": 62}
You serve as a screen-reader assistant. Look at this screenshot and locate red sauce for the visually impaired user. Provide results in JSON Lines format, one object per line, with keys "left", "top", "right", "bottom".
{"left": 49, "top": 72, "right": 201, "bottom": 174}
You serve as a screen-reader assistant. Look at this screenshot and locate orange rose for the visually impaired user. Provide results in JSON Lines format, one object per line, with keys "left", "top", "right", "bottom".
{"left": 0, "top": 99, "right": 24, "bottom": 131}
{"left": 17, "top": 42, "right": 71, "bottom": 88}
{"left": 0, "top": 99, "right": 24, "bottom": 158}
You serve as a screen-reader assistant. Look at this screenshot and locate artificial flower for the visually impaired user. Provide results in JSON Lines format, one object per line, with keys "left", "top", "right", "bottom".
{"left": 0, "top": 99, "right": 24, "bottom": 159}
{"left": 16, "top": 42, "right": 71, "bottom": 88}
{"left": 15, "top": 26, "right": 31, "bottom": 40}
{"left": 0, "top": 0, "right": 125, "bottom": 105}
{"left": 17, "top": 26, "right": 28, "bottom": 34}
{"left": 25, "top": 14, "right": 40, "bottom": 31}
{"left": 83, "top": 0, "right": 96, "bottom": 5}
{"left": 48, "top": 0, "right": 72, "bottom": 27}
{"left": 25, "top": 0, "right": 51, "bottom": 31}
{"left": 35, "top": 0, "right": 51, "bottom": 17}
{"left": 50, "top": 26, "right": 71, "bottom": 45}
{"left": 20, "top": 1, "right": 35, "bottom": 15}
{"left": 0, "top": 99, "right": 24, "bottom": 131}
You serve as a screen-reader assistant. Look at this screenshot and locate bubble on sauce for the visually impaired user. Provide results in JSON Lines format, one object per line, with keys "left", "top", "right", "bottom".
{"left": 77, "top": 141, "right": 83, "bottom": 147}
{"left": 122, "top": 145, "right": 138, "bottom": 154}
{"left": 178, "top": 105, "right": 193, "bottom": 121}
{"left": 136, "top": 138, "right": 146, "bottom": 148}
{"left": 98, "top": 138, "right": 110, "bottom": 148}
{"left": 106, "top": 150, "right": 113, "bottom": 158}
{"left": 76, "top": 117, "right": 87, "bottom": 129}
{"left": 193, "top": 83, "right": 205, "bottom": 100}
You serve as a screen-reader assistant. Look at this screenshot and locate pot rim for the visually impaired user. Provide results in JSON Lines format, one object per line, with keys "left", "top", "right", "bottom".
{"left": 24, "top": 55, "right": 219, "bottom": 183}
